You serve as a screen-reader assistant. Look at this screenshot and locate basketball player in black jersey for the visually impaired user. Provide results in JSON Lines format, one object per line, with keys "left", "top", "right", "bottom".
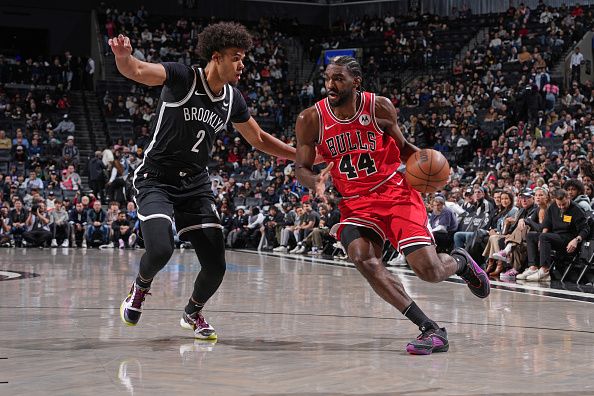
{"left": 109, "top": 22, "right": 298, "bottom": 339}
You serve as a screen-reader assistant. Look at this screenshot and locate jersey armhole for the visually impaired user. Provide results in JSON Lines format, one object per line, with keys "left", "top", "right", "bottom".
{"left": 314, "top": 102, "right": 323, "bottom": 146}
{"left": 222, "top": 87, "right": 234, "bottom": 130}
{"left": 370, "top": 93, "right": 385, "bottom": 135}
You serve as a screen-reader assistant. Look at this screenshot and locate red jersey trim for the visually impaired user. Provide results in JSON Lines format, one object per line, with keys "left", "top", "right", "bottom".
{"left": 323, "top": 92, "right": 366, "bottom": 124}
{"left": 314, "top": 102, "right": 323, "bottom": 146}
{"left": 370, "top": 93, "right": 385, "bottom": 135}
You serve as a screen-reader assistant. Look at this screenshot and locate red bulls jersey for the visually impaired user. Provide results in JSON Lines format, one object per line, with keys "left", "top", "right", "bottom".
{"left": 315, "top": 91, "right": 401, "bottom": 198}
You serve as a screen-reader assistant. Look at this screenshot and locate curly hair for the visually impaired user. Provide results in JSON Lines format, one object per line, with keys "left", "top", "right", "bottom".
{"left": 197, "top": 22, "right": 253, "bottom": 60}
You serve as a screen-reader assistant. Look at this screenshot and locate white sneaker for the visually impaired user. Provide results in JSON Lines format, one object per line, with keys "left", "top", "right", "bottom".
{"left": 99, "top": 242, "right": 115, "bottom": 250}
{"left": 51, "top": 239, "right": 58, "bottom": 247}
{"left": 272, "top": 246, "right": 288, "bottom": 253}
{"left": 526, "top": 268, "right": 551, "bottom": 282}
{"left": 128, "top": 234, "right": 137, "bottom": 248}
{"left": 307, "top": 247, "right": 322, "bottom": 255}
{"left": 387, "top": 254, "right": 407, "bottom": 267}
{"left": 61, "top": 239, "right": 69, "bottom": 248}
{"left": 289, "top": 243, "right": 302, "bottom": 253}
{"left": 82, "top": 240, "right": 87, "bottom": 249}
{"left": 295, "top": 246, "right": 306, "bottom": 254}
{"left": 333, "top": 241, "right": 346, "bottom": 254}
{"left": 491, "top": 251, "right": 509, "bottom": 262}
{"left": 516, "top": 267, "right": 538, "bottom": 280}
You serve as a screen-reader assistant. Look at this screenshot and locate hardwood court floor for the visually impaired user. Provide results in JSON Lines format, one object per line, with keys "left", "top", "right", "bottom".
{"left": 2, "top": 248, "right": 594, "bottom": 395}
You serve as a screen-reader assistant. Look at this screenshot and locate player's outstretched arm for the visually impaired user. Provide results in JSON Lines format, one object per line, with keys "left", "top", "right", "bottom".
{"left": 233, "top": 117, "right": 295, "bottom": 160}
{"left": 375, "top": 96, "right": 420, "bottom": 162}
{"left": 108, "top": 34, "right": 166, "bottom": 86}
{"left": 295, "top": 108, "right": 333, "bottom": 198}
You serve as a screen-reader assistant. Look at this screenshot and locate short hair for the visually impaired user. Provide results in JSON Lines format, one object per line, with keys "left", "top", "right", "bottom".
{"left": 329, "top": 56, "right": 362, "bottom": 80}
{"left": 197, "top": 22, "right": 253, "bottom": 60}
{"left": 554, "top": 188, "right": 569, "bottom": 200}
{"left": 563, "top": 179, "right": 585, "bottom": 195}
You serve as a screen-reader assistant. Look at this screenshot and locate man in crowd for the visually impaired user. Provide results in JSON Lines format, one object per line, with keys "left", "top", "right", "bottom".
{"left": 525, "top": 189, "right": 590, "bottom": 281}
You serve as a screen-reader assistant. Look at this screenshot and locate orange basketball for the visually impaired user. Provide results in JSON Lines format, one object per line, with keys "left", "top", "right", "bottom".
{"left": 405, "top": 149, "right": 450, "bottom": 193}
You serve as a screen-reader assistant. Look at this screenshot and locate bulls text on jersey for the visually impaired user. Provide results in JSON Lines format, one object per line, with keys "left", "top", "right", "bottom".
{"left": 325, "top": 130, "right": 377, "bottom": 157}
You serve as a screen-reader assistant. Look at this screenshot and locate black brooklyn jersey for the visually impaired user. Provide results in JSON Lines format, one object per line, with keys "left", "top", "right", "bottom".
{"left": 139, "top": 63, "right": 250, "bottom": 172}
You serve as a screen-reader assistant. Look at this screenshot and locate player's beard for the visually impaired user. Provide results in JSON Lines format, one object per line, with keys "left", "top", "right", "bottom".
{"left": 328, "top": 88, "right": 353, "bottom": 108}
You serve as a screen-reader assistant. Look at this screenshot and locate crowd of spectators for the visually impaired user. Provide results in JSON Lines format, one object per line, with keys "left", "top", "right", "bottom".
{"left": 1, "top": 3, "right": 593, "bottom": 284}
{"left": 99, "top": 7, "right": 298, "bottom": 136}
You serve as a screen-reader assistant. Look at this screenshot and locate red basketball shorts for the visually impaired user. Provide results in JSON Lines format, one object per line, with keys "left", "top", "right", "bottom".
{"left": 334, "top": 173, "right": 434, "bottom": 252}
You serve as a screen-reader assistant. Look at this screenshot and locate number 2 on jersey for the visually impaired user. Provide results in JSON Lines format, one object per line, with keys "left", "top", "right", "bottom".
{"left": 191, "top": 130, "right": 206, "bottom": 153}
{"left": 338, "top": 153, "right": 377, "bottom": 179}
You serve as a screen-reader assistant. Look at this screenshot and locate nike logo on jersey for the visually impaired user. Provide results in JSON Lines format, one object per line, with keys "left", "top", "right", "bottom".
{"left": 222, "top": 101, "right": 229, "bottom": 108}
{"left": 194, "top": 91, "right": 207, "bottom": 96}
{"left": 324, "top": 123, "right": 338, "bottom": 130}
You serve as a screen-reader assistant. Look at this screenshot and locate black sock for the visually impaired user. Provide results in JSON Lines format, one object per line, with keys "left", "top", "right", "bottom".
{"left": 185, "top": 299, "right": 205, "bottom": 315}
{"left": 402, "top": 302, "right": 439, "bottom": 331}
{"left": 135, "top": 275, "right": 152, "bottom": 289}
{"left": 452, "top": 252, "right": 468, "bottom": 275}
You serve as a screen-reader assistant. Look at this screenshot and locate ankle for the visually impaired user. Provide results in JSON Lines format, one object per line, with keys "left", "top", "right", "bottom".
{"left": 185, "top": 298, "right": 205, "bottom": 314}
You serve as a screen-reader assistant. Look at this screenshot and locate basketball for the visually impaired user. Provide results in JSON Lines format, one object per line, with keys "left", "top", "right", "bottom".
{"left": 405, "top": 149, "right": 450, "bottom": 193}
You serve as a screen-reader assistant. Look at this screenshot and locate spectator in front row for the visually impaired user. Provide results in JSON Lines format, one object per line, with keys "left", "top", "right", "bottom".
{"left": 69, "top": 202, "right": 88, "bottom": 248}
{"left": 525, "top": 189, "right": 590, "bottom": 282}
{"left": 492, "top": 189, "right": 538, "bottom": 278}
{"left": 9, "top": 200, "right": 28, "bottom": 247}
{"left": 50, "top": 200, "right": 70, "bottom": 247}
{"left": 291, "top": 201, "right": 320, "bottom": 254}
{"left": 429, "top": 195, "right": 458, "bottom": 253}
{"left": 273, "top": 203, "right": 301, "bottom": 253}
{"left": 86, "top": 200, "right": 109, "bottom": 246}
{"left": 23, "top": 202, "right": 52, "bottom": 247}
{"left": 226, "top": 208, "right": 249, "bottom": 248}
{"left": 111, "top": 210, "right": 136, "bottom": 248}
{"left": 260, "top": 205, "right": 284, "bottom": 249}
{"left": 482, "top": 191, "right": 518, "bottom": 278}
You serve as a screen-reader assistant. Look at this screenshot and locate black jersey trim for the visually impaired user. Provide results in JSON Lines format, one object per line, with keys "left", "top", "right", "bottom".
{"left": 198, "top": 68, "right": 227, "bottom": 102}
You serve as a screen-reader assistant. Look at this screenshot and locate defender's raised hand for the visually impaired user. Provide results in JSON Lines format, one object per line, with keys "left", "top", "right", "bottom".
{"left": 108, "top": 34, "right": 133, "bottom": 58}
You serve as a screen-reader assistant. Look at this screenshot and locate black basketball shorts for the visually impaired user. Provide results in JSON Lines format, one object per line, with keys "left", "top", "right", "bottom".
{"left": 132, "top": 164, "right": 222, "bottom": 240}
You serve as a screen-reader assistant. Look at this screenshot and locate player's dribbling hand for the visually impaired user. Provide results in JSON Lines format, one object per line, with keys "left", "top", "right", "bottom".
{"left": 108, "top": 34, "right": 133, "bottom": 58}
{"left": 315, "top": 162, "right": 333, "bottom": 202}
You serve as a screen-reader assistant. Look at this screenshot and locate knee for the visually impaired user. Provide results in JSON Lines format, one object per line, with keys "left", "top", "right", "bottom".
{"left": 350, "top": 254, "right": 384, "bottom": 278}
{"left": 146, "top": 239, "right": 174, "bottom": 263}
{"left": 539, "top": 233, "right": 552, "bottom": 243}
{"left": 415, "top": 265, "right": 442, "bottom": 283}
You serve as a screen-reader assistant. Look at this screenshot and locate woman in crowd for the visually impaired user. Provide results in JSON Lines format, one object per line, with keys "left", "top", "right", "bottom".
{"left": 483, "top": 191, "right": 518, "bottom": 278}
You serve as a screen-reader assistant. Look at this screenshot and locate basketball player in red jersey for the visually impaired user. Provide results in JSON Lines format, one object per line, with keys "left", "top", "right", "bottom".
{"left": 295, "top": 56, "right": 490, "bottom": 355}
